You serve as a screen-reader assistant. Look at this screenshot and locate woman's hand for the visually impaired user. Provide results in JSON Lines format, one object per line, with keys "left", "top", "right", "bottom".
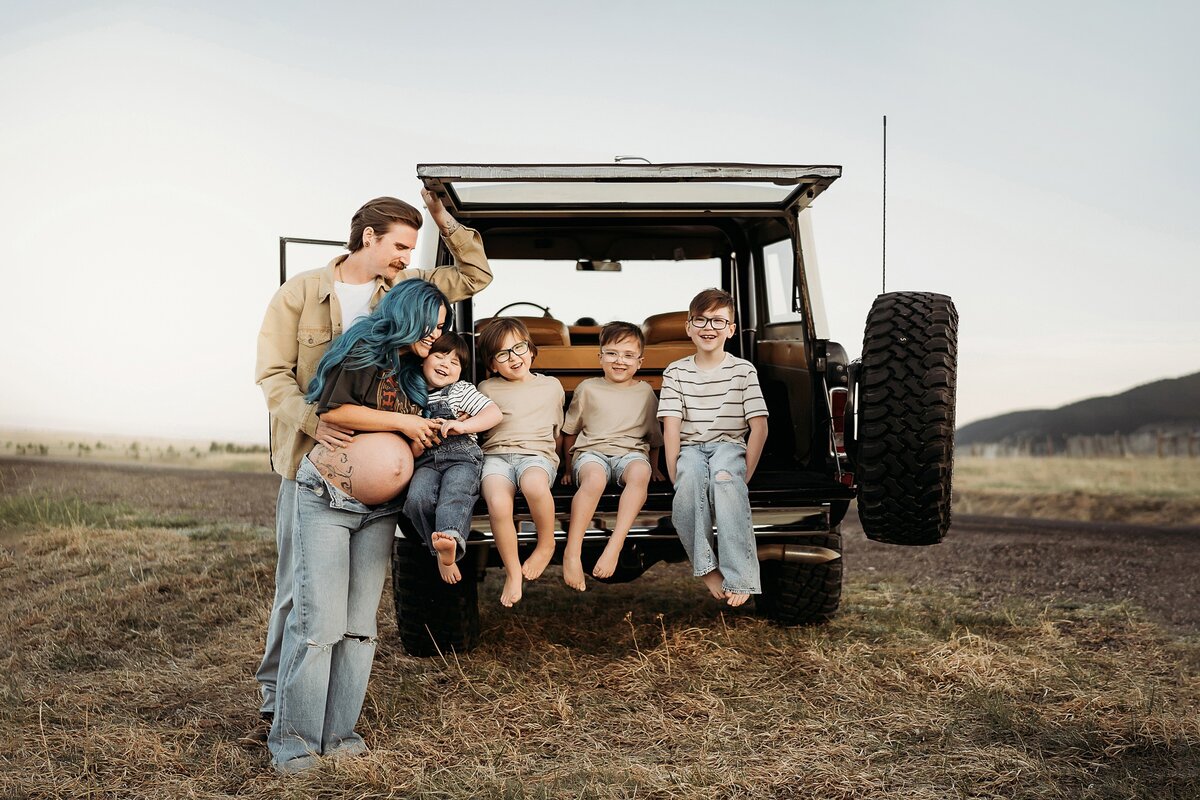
{"left": 314, "top": 418, "right": 355, "bottom": 449}
{"left": 394, "top": 414, "right": 444, "bottom": 449}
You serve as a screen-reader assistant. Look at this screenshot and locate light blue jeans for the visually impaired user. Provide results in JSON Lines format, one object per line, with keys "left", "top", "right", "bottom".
{"left": 256, "top": 477, "right": 296, "bottom": 716}
{"left": 672, "top": 442, "right": 761, "bottom": 595}
{"left": 268, "top": 456, "right": 399, "bottom": 774}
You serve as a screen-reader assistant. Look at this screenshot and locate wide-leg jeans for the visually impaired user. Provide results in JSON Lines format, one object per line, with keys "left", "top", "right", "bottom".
{"left": 255, "top": 477, "right": 296, "bottom": 716}
{"left": 268, "top": 456, "right": 398, "bottom": 773}
{"left": 672, "top": 441, "right": 761, "bottom": 595}
{"left": 402, "top": 439, "right": 482, "bottom": 560}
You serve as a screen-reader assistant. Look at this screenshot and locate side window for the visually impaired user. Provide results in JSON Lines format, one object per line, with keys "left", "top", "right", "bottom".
{"left": 762, "top": 239, "right": 803, "bottom": 323}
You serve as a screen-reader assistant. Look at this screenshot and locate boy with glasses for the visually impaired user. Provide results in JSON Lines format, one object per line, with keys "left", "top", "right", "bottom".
{"left": 477, "top": 318, "right": 565, "bottom": 607}
{"left": 658, "top": 289, "right": 769, "bottom": 608}
{"left": 560, "top": 322, "right": 665, "bottom": 591}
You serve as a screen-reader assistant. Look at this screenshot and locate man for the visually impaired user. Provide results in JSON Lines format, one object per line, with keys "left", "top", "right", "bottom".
{"left": 244, "top": 189, "right": 490, "bottom": 744}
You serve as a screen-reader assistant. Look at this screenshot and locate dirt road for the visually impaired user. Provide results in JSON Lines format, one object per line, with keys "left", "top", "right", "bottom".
{"left": 5, "top": 457, "right": 1199, "bottom": 633}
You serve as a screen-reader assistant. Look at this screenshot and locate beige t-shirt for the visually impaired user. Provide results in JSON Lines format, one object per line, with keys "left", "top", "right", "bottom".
{"left": 478, "top": 373, "right": 565, "bottom": 469}
{"left": 563, "top": 377, "right": 662, "bottom": 457}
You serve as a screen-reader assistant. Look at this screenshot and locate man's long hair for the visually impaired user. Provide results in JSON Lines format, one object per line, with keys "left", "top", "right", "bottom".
{"left": 305, "top": 279, "right": 450, "bottom": 409}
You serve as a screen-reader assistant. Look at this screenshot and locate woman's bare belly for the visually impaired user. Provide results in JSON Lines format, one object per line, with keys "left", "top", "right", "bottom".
{"left": 308, "top": 432, "right": 414, "bottom": 506}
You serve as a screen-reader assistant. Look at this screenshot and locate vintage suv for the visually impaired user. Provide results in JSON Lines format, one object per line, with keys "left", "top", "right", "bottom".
{"left": 315, "top": 162, "right": 957, "bottom": 656}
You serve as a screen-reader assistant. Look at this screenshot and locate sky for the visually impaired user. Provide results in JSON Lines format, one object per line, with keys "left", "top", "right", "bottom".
{"left": 1, "top": 1, "right": 1197, "bottom": 441}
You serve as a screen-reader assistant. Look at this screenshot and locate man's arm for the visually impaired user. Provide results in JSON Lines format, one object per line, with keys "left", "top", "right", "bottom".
{"left": 745, "top": 416, "right": 768, "bottom": 482}
{"left": 407, "top": 188, "right": 493, "bottom": 302}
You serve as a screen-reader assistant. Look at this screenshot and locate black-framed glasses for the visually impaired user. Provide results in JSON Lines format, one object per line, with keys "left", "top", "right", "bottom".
{"left": 493, "top": 340, "right": 531, "bottom": 363}
{"left": 688, "top": 316, "right": 731, "bottom": 330}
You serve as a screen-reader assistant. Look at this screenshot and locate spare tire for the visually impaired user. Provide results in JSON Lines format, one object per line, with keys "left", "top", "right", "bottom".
{"left": 855, "top": 292, "right": 957, "bottom": 545}
{"left": 392, "top": 534, "right": 480, "bottom": 657}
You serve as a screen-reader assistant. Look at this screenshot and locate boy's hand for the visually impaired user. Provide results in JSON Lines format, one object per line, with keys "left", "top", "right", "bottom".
{"left": 651, "top": 464, "right": 666, "bottom": 483}
{"left": 560, "top": 469, "right": 573, "bottom": 486}
{"left": 440, "top": 419, "right": 466, "bottom": 437}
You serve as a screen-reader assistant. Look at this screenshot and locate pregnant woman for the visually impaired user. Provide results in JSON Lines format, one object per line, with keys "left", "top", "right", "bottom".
{"left": 268, "top": 278, "right": 450, "bottom": 774}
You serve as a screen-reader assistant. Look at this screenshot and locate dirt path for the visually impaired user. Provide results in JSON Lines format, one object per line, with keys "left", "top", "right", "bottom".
{"left": 5, "top": 456, "right": 1199, "bottom": 633}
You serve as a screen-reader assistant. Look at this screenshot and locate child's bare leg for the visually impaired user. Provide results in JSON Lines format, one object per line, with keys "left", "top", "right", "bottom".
{"left": 594, "top": 460, "right": 650, "bottom": 579}
{"left": 482, "top": 475, "right": 522, "bottom": 607}
{"left": 520, "top": 468, "right": 557, "bottom": 580}
{"left": 563, "top": 464, "right": 606, "bottom": 591}
{"left": 431, "top": 532, "right": 461, "bottom": 584}
{"left": 701, "top": 569, "right": 727, "bottom": 600}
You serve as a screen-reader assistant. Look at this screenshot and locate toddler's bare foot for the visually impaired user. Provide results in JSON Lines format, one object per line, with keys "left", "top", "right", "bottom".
{"left": 500, "top": 573, "right": 523, "bottom": 607}
{"left": 701, "top": 570, "right": 727, "bottom": 600}
{"left": 592, "top": 541, "right": 622, "bottom": 579}
{"left": 438, "top": 561, "right": 461, "bottom": 584}
{"left": 431, "top": 532, "right": 457, "bottom": 566}
{"left": 521, "top": 544, "right": 555, "bottom": 580}
{"left": 562, "top": 555, "right": 587, "bottom": 591}
{"left": 726, "top": 592, "right": 750, "bottom": 608}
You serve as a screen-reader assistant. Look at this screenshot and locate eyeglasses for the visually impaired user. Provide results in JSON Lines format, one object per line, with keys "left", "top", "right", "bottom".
{"left": 688, "top": 316, "right": 731, "bottom": 330}
{"left": 600, "top": 350, "right": 643, "bottom": 364}
{"left": 493, "top": 340, "right": 531, "bottom": 363}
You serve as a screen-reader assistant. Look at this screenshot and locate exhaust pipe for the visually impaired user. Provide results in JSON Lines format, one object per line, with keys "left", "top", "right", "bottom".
{"left": 757, "top": 543, "right": 841, "bottom": 564}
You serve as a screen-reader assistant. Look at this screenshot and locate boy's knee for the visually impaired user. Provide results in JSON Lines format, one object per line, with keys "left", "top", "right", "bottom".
{"left": 622, "top": 462, "right": 651, "bottom": 486}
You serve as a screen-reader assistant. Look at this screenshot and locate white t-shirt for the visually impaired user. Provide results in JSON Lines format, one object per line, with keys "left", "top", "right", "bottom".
{"left": 335, "top": 280, "right": 377, "bottom": 330}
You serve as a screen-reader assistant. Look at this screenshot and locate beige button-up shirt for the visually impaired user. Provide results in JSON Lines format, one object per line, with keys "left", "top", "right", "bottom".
{"left": 255, "top": 224, "right": 491, "bottom": 479}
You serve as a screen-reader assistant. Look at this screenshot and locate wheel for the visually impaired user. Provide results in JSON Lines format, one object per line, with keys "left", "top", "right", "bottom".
{"left": 493, "top": 300, "right": 552, "bottom": 317}
{"left": 855, "top": 291, "right": 958, "bottom": 546}
{"left": 391, "top": 534, "right": 480, "bottom": 657}
{"left": 755, "top": 531, "right": 843, "bottom": 625}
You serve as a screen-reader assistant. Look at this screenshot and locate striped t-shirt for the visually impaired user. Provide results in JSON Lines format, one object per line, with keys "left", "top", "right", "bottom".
{"left": 426, "top": 380, "right": 494, "bottom": 441}
{"left": 657, "top": 354, "right": 768, "bottom": 445}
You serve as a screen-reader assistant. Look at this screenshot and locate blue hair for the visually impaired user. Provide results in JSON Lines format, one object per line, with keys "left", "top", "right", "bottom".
{"left": 305, "top": 279, "right": 451, "bottom": 409}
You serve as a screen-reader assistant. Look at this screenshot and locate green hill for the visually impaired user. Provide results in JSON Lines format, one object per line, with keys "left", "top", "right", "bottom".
{"left": 957, "top": 370, "right": 1200, "bottom": 446}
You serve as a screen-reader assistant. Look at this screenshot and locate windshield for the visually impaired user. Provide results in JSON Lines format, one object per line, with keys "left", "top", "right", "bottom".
{"left": 473, "top": 258, "right": 722, "bottom": 325}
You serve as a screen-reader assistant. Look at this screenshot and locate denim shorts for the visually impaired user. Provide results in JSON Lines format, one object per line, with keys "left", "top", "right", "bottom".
{"left": 482, "top": 453, "right": 556, "bottom": 487}
{"left": 572, "top": 451, "right": 649, "bottom": 486}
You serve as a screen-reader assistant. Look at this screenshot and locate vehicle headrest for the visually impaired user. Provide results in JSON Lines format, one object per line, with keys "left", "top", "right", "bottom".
{"left": 475, "top": 315, "right": 570, "bottom": 346}
{"left": 642, "top": 311, "right": 690, "bottom": 345}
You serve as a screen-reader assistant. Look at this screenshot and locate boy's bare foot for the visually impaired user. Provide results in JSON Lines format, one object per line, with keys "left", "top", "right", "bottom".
{"left": 592, "top": 540, "right": 622, "bottom": 579}
{"left": 562, "top": 555, "right": 587, "bottom": 591}
{"left": 726, "top": 592, "right": 750, "bottom": 608}
{"left": 431, "top": 532, "right": 457, "bottom": 566}
{"left": 438, "top": 561, "right": 461, "bottom": 584}
{"left": 500, "top": 573, "right": 523, "bottom": 607}
{"left": 701, "top": 570, "right": 727, "bottom": 599}
{"left": 521, "top": 544, "right": 555, "bottom": 580}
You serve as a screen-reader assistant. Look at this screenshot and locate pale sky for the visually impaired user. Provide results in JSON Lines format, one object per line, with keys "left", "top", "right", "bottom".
{"left": 2, "top": 1, "right": 1197, "bottom": 441}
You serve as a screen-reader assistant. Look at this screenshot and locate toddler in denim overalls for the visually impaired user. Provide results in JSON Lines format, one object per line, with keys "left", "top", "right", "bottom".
{"left": 403, "top": 333, "right": 502, "bottom": 584}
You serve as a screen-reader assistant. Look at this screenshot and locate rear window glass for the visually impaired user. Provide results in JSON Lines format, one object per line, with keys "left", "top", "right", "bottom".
{"left": 473, "top": 258, "right": 721, "bottom": 325}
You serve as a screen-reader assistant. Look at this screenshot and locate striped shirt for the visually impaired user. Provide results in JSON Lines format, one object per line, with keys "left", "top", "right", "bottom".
{"left": 657, "top": 354, "right": 768, "bottom": 445}
{"left": 426, "top": 380, "right": 494, "bottom": 441}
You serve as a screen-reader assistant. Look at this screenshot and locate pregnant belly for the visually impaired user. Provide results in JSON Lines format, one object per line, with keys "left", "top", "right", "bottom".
{"left": 309, "top": 432, "right": 414, "bottom": 506}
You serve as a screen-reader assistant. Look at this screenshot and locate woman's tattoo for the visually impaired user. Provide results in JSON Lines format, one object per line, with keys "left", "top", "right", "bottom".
{"left": 311, "top": 444, "right": 354, "bottom": 496}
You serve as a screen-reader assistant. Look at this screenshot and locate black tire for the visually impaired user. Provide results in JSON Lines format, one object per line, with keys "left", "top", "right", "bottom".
{"left": 755, "top": 531, "right": 843, "bottom": 625}
{"left": 856, "top": 291, "right": 957, "bottom": 546}
{"left": 391, "top": 535, "right": 480, "bottom": 657}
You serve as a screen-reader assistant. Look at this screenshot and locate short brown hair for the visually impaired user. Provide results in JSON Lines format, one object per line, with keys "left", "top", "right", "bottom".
{"left": 347, "top": 197, "right": 423, "bottom": 253}
{"left": 599, "top": 321, "right": 644, "bottom": 352}
{"left": 427, "top": 332, "right": 472, "bottom": 374}
{"left": 477, "top": 318, "right": 538, "bottom": 375}
{"left": 689, "top": 288, "right": 736, "bottom": 320}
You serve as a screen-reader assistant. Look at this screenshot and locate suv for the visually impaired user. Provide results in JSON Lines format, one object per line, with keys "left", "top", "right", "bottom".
{"left": 288, "top": 162, "right": 958, "bottom": 656}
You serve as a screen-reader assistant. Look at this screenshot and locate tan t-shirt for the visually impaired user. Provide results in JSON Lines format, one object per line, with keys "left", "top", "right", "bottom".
{"left": 478, "top": 373, "right": 565, "bottom": 469}
{"left": 563, "top": 377, "right": 662, "bottom": 457}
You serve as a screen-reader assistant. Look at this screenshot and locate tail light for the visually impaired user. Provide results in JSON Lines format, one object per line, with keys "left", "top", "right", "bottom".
{"left": 829, "top": 387, "right": 847, "bottom": 454}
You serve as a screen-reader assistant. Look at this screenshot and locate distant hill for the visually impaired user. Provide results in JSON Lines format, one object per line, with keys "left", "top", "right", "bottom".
{"left": 957, "top": 371, "right": 1200, "bottom": 446}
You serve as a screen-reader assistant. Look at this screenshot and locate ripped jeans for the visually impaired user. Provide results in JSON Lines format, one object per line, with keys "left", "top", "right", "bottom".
{"left": 672, "top": 441, "right": 761, "bottom": 595}
{"left": 268, "top": 455, "right": 399, "bottom": 772}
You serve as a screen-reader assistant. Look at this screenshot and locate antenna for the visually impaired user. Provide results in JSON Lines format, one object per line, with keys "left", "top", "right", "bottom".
{"left": 882, "top": 115, "right": 887, "bottom": 294}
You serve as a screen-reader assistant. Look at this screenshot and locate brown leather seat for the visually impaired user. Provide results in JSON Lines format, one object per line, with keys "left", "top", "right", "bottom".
{"left": 642, "top": 311, "right": 690, "bottom": 345}
{"left": 475, "top": 315, "right": 570, "bottom": 346}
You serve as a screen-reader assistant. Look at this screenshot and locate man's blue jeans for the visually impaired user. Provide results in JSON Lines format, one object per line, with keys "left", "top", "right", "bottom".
{"left": 402, "top": 438, "right": 482, "bottom": 560}
{"left": 672, "top": 441, "right": 761, "bottom": 595}
{"left": 255, "top": 477, "right": 296, "bottom": 716}
{"left": 268, "top": 456, "right": 398, "bottom": 773}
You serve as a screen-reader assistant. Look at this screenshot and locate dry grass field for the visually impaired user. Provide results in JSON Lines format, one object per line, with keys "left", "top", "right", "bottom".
{"left": 1, "top": 457, "right": 1199, "bottom": 798}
